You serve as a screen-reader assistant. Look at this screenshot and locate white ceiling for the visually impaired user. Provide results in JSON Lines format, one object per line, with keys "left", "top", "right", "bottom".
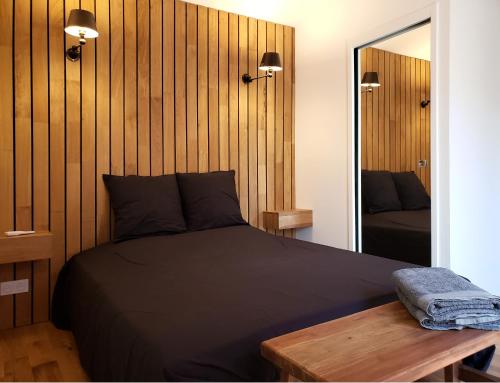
{"left": 372, "top": 23, "right": 431, "bottom": 61}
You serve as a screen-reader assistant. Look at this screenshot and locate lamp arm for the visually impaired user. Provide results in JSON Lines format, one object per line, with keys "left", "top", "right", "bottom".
{"left": 242, "top": 71, "right": 273, "bottom": 84}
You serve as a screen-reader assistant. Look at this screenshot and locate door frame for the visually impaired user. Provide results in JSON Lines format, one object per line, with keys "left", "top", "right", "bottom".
{"left": 346, "top": 3, "right": 445, "bottom": 267}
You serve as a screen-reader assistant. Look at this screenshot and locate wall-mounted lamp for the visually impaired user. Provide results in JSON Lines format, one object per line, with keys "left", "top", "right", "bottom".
{"left": 421, "top": 99, "right": 430, "bottom": 108}
{"left": 361, "top": 71, "right": 380, "bottom": 93}
{"left": 64, "top": 9, "right": 98, "bottom": 62}
{"left": 242, "top": 52, "right": 282, "bottom": 84}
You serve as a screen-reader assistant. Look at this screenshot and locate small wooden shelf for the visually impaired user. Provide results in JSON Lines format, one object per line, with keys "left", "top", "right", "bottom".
{"left": 0, "top": 232, "right": 53, "bottom": 264}
{"left": 262, "top": 209, "right": 313, "bottom": 230}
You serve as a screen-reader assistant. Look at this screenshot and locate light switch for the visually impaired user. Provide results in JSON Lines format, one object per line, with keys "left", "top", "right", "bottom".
{"left": 0, "top": 279, "right": 29, "bottom": 296}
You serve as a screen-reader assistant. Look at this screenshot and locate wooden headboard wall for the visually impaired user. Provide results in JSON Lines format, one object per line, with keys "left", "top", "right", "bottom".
{"left": 0, "top": 0, "right": 295, "bottom": 329}
{"left": 361, "top": 47, "right": 431, "bottom": 194}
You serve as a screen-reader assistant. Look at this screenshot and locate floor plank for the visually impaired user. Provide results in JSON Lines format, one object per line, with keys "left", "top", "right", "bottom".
{"left": 0, "top": 322, "right": 498, "bottom": 382}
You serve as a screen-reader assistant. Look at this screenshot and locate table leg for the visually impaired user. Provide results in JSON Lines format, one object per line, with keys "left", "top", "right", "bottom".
{"left": 280, "top": 369, "right": 291, "bottom": 382}
{"left": 444, "top": 362, "right": 459, "bottom": 382}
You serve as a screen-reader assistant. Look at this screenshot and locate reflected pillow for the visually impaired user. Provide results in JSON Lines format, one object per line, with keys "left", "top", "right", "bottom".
{"left": 362, "top": 170, "right": 402, "bottom": 214}
{"left": 392, "top": 171, "right": 431, "bottom": 210}
{"left": 103, "top": 174, "right": 187, "bottom": 241}
{"left": 176, "top": 170, "right": 246, "bottom": 231}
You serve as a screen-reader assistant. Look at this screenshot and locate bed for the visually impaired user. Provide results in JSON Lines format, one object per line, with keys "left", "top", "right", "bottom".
{"left": 52, "top": 224, "right": 413, "bottom": 381}
{"left": 362, "top": 209, "right": 431, "bottom": 266}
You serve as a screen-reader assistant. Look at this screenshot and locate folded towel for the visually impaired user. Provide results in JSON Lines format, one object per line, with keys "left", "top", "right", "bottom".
{"left": 393, "top": 267, "right": 500, "bottom": 330}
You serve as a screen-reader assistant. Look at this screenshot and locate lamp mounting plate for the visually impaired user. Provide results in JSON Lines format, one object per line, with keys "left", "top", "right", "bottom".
{"left": 242, "top": 73, "right": 253, "bottom": 84}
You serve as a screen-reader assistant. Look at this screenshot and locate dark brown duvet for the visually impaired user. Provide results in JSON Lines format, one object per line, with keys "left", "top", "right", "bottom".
{"left": 52, "top": 225, "right": 413, "bottom": 381}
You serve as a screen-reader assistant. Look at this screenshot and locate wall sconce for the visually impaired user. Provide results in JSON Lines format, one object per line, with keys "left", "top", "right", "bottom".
{"left": 421, "top": 99, "right": 430, "bottom": 108}
{"left": 361, "top": 71, "right": 380, "bottom": 93}
{"left": 242, "top": 52, "right": 282, "bottom": 84}
{"left": 64, "top": 9, "right": 98, "bottom": 62}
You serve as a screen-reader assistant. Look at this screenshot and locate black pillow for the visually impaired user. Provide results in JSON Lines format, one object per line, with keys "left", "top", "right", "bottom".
{"left": 103, "top": 174, "right": 187, "bottom": 241}
{"left": 362, "top": 170, "right": 402, "bottom": 214}
{"left": 392, "top": 171, "right": 431, "bottom": 210}
{"left": 176, "top": 170, "right": 246, "bottom": 231}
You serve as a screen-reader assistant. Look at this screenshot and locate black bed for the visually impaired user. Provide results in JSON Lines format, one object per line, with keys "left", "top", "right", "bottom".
{"left": 53, "top": 225, "right": 413, "bottom": 381}
{"left": 362, "top": 209, "right": 431, "bottom": 266}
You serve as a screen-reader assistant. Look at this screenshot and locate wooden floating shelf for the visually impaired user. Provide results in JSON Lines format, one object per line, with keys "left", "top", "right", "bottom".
{"left": 262, "top": 209, "right": 313, "bottom": 230}
{"left": 0, "top": 232, "right": 53, "bottom": 265}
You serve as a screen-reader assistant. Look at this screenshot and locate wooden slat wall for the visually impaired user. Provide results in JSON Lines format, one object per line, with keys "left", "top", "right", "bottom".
{"left": 0, "top": 0, "right": 295, "bottom": 329}
{"left": 361, "top": 47, "right": 431, "bottom": 194}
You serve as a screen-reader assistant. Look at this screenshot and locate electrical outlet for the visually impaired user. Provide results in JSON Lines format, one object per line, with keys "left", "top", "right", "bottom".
{"left": 0, "top": 279, "right": 29, "bottom": 296}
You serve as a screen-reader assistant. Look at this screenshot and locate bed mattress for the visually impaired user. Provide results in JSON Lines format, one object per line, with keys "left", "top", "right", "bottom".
{"left": 53, "top": 225, "right": 413, "bottom": 381}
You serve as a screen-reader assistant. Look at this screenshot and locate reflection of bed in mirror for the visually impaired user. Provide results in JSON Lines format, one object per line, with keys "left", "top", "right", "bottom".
{"left": 361, "top": 170, "right": 431, "bottom": 267}
{"left": 362, "top": 209, "right": 430, "bottom": 266}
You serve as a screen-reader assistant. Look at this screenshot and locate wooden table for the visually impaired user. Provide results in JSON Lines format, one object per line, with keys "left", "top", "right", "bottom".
{"left": 261, "top": 302, "right": 500, "bottom": 382}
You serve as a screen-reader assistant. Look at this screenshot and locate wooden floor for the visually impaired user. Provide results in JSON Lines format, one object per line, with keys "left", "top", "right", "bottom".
{"left": 0, "top": 321, "right": 499, "bottom": 382}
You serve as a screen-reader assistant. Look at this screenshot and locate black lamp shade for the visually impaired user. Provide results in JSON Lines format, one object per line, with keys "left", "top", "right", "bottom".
{"left": 361, "top": 71, "right": 380, "bottom": 88}
{"left": 259, "top": 52, "right": 282, "bottom": 72}
{"left": 64, "top": 9, "right": 98, "bottom": 39}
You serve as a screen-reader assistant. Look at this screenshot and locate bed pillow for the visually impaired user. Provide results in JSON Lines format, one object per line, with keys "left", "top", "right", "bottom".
{"left": 176, "top": 170, "right": 246, "bottom": 231}
{"left": 391, "top": 171, "right": 431, "bottom": 210}
{"left": 362, "top": 170, "right": 402, "bottom": 214}
{"left": 103, "top": 174, "right": 187, "bottom": 241}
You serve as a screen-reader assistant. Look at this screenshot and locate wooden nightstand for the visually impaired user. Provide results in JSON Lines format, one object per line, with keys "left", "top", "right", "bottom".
{"left": 0, "top": 232, "right": 53, "bottom": 264}
{"left": 262, "top": 209, "right": 313, "bottom": 230}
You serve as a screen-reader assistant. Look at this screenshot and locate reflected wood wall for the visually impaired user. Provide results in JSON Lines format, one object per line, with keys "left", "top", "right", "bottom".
{"left": 0, "top": 0, "right": 295, "bottom": 329}
{"left": 361, "top": 47, "right": 431, "bottom": 194}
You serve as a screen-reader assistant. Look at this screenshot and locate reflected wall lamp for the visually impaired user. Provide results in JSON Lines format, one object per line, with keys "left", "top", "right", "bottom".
{"left": 65, "top": 9, "right": 98, "bottom": 62}
{"left": 242, "top": 52, "right": 282, "bottom": 84}
{"left": 361, "top": 71, "right": 380, "bottom": 93}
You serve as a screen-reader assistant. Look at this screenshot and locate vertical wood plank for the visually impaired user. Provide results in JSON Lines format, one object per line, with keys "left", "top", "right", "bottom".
{"left": 274, "top": 24, "right": 284, "bottom": 234}
{"left": 389, "top": 53, "right": 396, "bottom": 171}
{"left": 266, "top": 22, "right": 276, "bottom": 232}
{"left": 137, "top": 0, "right": 150, "bottom": 175}
{"left": 186, "top": 3, "right": 198, "bottom": 172}
{"left": 395, "top": 54, "right": 401, "bottom": 171}
{"left": 150, "top": 0, "right": 163, "bottom": 175}
{"left": 360, "top": 49, "right": 367, "bottom": 169}
{"left": 163, "top": 0, "right": 175, "bottom": 174}
{"left": 415, "top": 59, "right": 421, "bottom": 181}
{"left": 175, "top": 0, "right": 187, "bottom": 173}
{"left": 110, "top": 0, "right": 124, "bottom": 177}
{"left": 32, "top": 0, "right": 50, "bottom": 323}
{"left": 49, "top": 0, "right": 66, "bottom": 306}
{"left": 238, "top": 16, "right": 249, "bottom": 221}
{"left": 96, "top": 0, "right": 110, "bottom": 244}
{"left": 0, "top": 0, "right": 14, "bottom": 330}
{"left": 283, "top": 26, "right": 293, "bottom": 237}
{"left": 14, "top": 0, "right": 33, "bottom": 326}
{"left": 124, "top": 0, "right": 137, "bottom": 176}
{"left": 366, "top": 48, "right": 373, "bottom": 170}
{"left": 248, "top": 18, "right": 258, "bottom": 227}
{"left": 420, "top": 59, "right": 427, "bottom": 190}
{"left": 405, "top": 56, "right": 411, "bottom": 172}
{"left": 378, "top": 50, "right": 385, "bottom": 169}
{"left": 197, "top": 6, "right": 208, "bottom": 173}
{"left": 218, "top": 11, "right": 229, "bottom": 171}
{"left": 400, "top": 54, "right": 406, "bottom": 171}
{"left": 81, "top": 0, "right": 96, "bottom": 252}
{"left": 410, "top": 57, "right": 416, "bottom": 173}
{"left": 372, "top": 49, "right": 379, "bottom": 170}
{"left": 208, "top": 8, "right": 219, "bottom": 171}
{"left": 256, "top": 20, "right": 267, "bottom": 229}
{"left": 228, "top": 13, "right": 239, "bottom": 190}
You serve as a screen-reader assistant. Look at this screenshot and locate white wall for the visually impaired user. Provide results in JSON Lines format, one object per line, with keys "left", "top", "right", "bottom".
{"left": 186, "top": 0, "right": 500, "bottom": 294}
{"left": 448, "top": 0, "right": 500, "bottom": 294}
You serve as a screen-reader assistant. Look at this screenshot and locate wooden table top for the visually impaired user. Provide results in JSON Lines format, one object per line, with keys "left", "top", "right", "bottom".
{"left": 261, "top": 301, "right": 500, "bottom": 382}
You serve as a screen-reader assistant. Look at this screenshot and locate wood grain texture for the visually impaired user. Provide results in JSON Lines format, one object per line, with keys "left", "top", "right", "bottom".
{"left": 0, "top": 0, "right": 295, "bottom": 329}
{"left": 0, "top": 321, "right": 498, "bottom": 382}
{"left": 361, "top": 47, "right": 431, "bottom": 194}
{"left": 0, "top": 233, "right": 53, "bottom": 265}
{"left": 262, "top": 302, "right": 500, "bottom": 382}
{"left": 262, "top": 210, "right": 312, "bottom": 231}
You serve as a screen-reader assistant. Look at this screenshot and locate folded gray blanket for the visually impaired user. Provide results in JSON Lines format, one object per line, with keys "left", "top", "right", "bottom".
{"left": 393, "top": 267, "right": 500, "bottom": 330}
